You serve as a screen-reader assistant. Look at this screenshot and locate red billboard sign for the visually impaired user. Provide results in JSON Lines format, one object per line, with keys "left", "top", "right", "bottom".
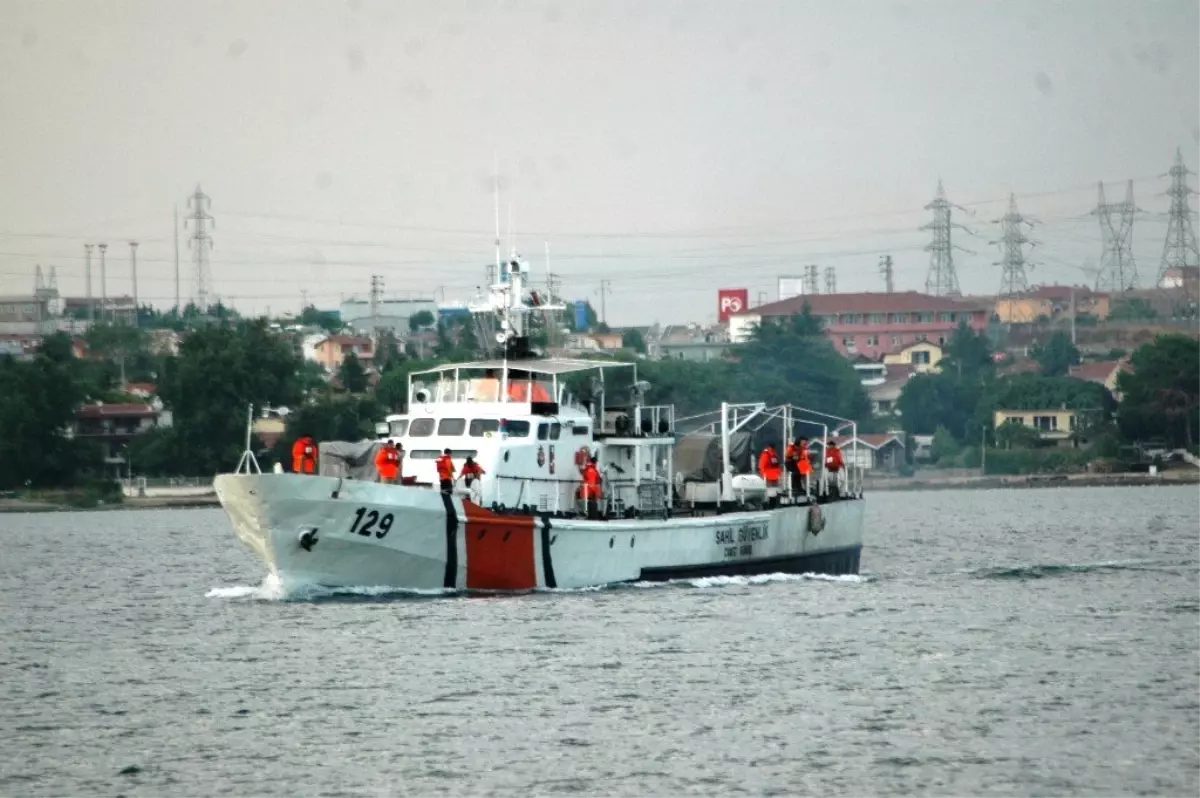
{"left": 718, "top": 288, "right": 749, "bottom": 322}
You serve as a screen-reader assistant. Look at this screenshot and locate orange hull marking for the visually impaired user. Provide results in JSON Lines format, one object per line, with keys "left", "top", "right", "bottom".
{"left": 462, "top": 502, "right": 537, "bottom": 590}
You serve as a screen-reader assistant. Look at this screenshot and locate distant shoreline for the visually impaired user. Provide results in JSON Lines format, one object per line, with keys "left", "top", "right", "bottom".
{"left": 0, "top": 495, "right": 221, "bottom": 514}
{"left": 865, "top": 470, "right": 1199, "bottom": 493}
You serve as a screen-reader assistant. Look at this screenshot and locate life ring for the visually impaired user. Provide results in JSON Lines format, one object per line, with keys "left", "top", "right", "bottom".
{"left": 808, "top": 503, "right": 825, "bottom": 535}
{"left": 574, "top": 446, "right": 589, "bottom": 469}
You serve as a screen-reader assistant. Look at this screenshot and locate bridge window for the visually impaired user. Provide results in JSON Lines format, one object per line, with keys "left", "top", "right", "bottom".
{"left": 388, "top": 419, "right": 409, "bottom": 437}
{"left": 469, "top": 419, "right": 500, "bottom": 437}
{"left": 537, "top": 423, "right": 549, "bottom": 440}
{"left": 438, "top": 418, "right": 466, "bottom": 436}
{"left": 409, "top": 418, "right": 435, "bottom": 437}
{"left": 549, "top": 423, "right": 562, "bottom": 440}
{"left": 409, "top": 449, "right": 477, "bottom": 459}
{"left": 501, "top": 419, "right": 530, "bottom": 437}
{"left": 571, "top": 425, "right": 590, "bottom": 436}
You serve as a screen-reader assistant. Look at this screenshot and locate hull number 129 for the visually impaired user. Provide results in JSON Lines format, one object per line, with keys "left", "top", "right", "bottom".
{"left": 349, "top": 507, "right": 394, "bottom": 538}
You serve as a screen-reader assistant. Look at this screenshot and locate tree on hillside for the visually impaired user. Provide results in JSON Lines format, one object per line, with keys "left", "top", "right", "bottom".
{"left": 299, "top": 304, "right": 343, "bottom": 333}
{"left": 622, "top": 329, "right": 647, "bottom": 354}
{"left": 896, "top": 372, "right": 982, "bottom": 439}
{"left": 339, "top": 352, "right": 368, "bottom": 394}
{"left": 0, "top": 334, "right": 103, "bottom": 488}
{"left": 1030, "top": 331, "right": 1080, "bottom": 377}
{"left": 939, "top": 320, "right": 994, "bottom": 381}
{"left": 408, "top": 310, "right": 435, "bottom": 333}
{"left": 1116, "top": 334, "right": 1200, "bottom": 447}
{"left": 139, "top": 320, "right": 304, "bottom": 475}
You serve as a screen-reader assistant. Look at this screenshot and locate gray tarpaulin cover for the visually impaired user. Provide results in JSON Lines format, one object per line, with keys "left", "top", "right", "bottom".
{"left": 673, "top": 431, "right": 752, "bottom": 482}
{"left": 318, "top": 440, "right": 381, "bottom": 480}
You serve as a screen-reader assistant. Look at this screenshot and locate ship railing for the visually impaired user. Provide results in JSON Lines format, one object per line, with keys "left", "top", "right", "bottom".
{"left": 634, "top": 404, "right": 675, "bottom": 437}
{"left": 490, "top": 473, "right": 670, "bottom": 518}
{"left": 674, "top": 402, "right": 863, "bottom": 503}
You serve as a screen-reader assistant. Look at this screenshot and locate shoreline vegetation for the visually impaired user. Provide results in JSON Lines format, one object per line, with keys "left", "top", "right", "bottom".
{"left": 2, "top": 468, "right": 1194, "bottom": 513}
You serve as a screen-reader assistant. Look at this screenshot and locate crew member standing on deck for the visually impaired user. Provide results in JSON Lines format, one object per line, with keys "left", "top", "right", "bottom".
{"left": 436, "top": 448, "right": 456, "bottom": 494}
{"left": 824, "top": 438, "right": 845, "bottom": 499}
{"left": 797, "top": 437, "right": 812, "bottom": 495}
{"left": 579, "top": 457, "right": 603, "bottom": 519}
{"left": 461, "top": 455, "right": 485, "bottom": 487}
{"left": 784, "top": 438, "right": 800, "bottom": 494}
{"left": 291, "top": 434, "right": 317, "bottom": 474}
{"left": 758, "top": 444, "right": 782, "bottom": 487}
{"left": 375, "top": 439, "right": 402, "bottom": 484}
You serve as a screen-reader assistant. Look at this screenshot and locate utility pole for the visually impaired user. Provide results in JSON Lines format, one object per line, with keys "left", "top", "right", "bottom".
{"left": 84, "top": 244, "right": 94, "bottom": 322}
{"left": 98, "top": 243, "right": 108, "bottom": 322}
{"left": 173, "top": 204, "right": 181, "bottom": 312}
{"left": 922, "top": 179, "right": 972, "bottom": 296}
{"left": 823, "top": 265, "right": 837, "bottom": 294}
{"left": 1070, "top": 287, "right": 1077, "bottom": 345}
{"left": 1156, "top": 147, "right": 1199, "bottom": 308}
{"left": 599, "top": 279, "right": 612, "bottom": 326}
{"left": 1091, "top": 180, "right": 1140, "bottom": 293}
{"left": 878, "top": 254, "right": 894, "bottom": 293}
{"left": 129, "top": 241, "right": 139, "bottom": 327}
{"left": 185, "top": 185, "right": 215, "bottom": 313}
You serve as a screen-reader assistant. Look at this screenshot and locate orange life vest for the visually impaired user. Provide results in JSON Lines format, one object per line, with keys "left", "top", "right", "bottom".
{"left": 798, "top": 444, "right": 812, "bottom": 475}
{"left": 578, "top": 463, "right": 602, "bottom": 500}
{"left": 758, "top": 447, "right": 782, "bottom": 482}
{"left": 461, "top": 460, "right": 484, "bottom": 480}
{"left": 436, "top": 454, "right": 455, "bottom": 481}
{"left": 291, "top": 437, "right": 316, "bottom": 474}
{"left": 375, "top": 445, "right": 401, "bottom": 480}
{"left": 825, "top": 446, "right": 844, "bottom": 472}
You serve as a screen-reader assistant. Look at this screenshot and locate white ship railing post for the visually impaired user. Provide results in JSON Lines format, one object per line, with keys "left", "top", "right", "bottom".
{"left": 719, "top": 401, "right": 732, "bottom": 503}
{"left": 234, "top": 403, "right": 261, "bottom": 475}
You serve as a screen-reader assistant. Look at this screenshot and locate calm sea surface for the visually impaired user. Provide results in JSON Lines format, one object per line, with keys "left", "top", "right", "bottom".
{"left": 2, "top": 485, "right": 1198, "bottom": 797}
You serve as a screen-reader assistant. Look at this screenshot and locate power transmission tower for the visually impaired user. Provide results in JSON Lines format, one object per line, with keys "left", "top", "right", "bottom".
{"left": 98, "top": 243, "right": 108, "bottom": 321}
{"left": 992, "top": 193, "right": 1037, "bottom": 298}
{"left": 84, "top": 244, "right": 94, "bottom": 322}
{"left": 1156, "top": 147, "right": 1199, "bottom": 302}
{"left": 803, "top": 264, "right": 820, "bottom": 294}
{"left": 1091, "top": 180, "right": 1140, "bottom": 293}
{"left": 129, "top": 241, "right": 139, "bottom": 326}
{"left": 598, "top": 279, "right": 612, "bottom": 325}
{"left": 823, "top": 265, "right": 837, "bottom": 294}
{"left": 369, "top": 274, "right": 383, "bottom": 342}
{"left": 921, "top": 179, "right": 971, "bottom": 296}
{"left": 185, "top": 185, "right": 215, "bottom": 312}
{"left": 878, "top": 254, "right": 894, "bottom": 293}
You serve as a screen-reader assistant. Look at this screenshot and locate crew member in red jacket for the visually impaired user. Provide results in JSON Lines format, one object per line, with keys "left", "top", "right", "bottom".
{"left": 291, "top": 434, "right": 317, "bottom": 474}
{"left": 435, "top": 448, "right": 456, "bottom": 494}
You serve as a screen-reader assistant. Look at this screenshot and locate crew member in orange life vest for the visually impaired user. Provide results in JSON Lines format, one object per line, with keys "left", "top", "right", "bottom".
{"left": 435, "top": 448, "right": 456, "bottom": 494}
{"left": 578, "top": 457, "right": 603, "bottom": 519}
{"left": 785, "top": 437, "right": 812, "bottom": 494}
{"left": 375, "top": 439, "right": 402, "bottom": 484}
{"left": 758, "top": 444, "right": 782, "bottom": 486}
{"left": 461, "top": 455, "right": 485, "bottom": 487}
{"left": 291, "top": 434, "right": 317, "bottom": 474}
{"left": 824, "top": 439, "right": 845, "bottom": 499}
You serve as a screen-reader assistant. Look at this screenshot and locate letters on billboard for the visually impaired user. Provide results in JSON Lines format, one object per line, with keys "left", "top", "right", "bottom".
{"left": 717, "top": 289, "right": 749, "bottom": 322}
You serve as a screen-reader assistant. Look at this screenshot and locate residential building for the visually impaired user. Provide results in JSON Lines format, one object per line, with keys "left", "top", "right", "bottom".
{"left": 1069, "top": 357, "right": 1133, "bottom": 401}
{"left": 728, "top": 291, "right": 990, "bottom": 358}
{"left": 814, "top": 433, "right": 907, "bottom": 471}
{"left": 71, "top": 401, "right": 173, "bottom": 476}
{"left": 62, "top": 296, "right": 137, "bottom": 326}
{"left": 659, "top": 339, "right": 732, "bottom": 362}
{"left": 862, "top": 363, "right": 917, "bottom": 416}
{"left": 992, "top": 408, "right": 1078, "bottom": 447}
{"left": 1158, "top": 265, "right": 1199, "bottom": 290}
{"left": 882, "top": 341, "right": 943, "bottom": 373}
{"left": 994, "top": 285, "right": 1110, "bottom": 324}
{"left": 312, "top": 334, "right": 375, "bottom": 371}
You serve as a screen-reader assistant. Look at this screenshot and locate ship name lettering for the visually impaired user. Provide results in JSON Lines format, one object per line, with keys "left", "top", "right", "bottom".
{"left": 737, "top": 524, "right": 769, "bottom": 543}
{"left": 349, "top": 507, "right": 395, "bottom": 539}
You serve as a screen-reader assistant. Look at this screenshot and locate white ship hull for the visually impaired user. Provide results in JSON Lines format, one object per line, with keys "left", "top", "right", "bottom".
{"left": 214, "top": 473, "right": 865, "bottom": 591}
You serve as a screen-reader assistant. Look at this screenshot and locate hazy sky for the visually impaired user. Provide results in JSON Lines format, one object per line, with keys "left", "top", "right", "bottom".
{"left": 1, "top": 0, "right": 1197, "bottom": 325}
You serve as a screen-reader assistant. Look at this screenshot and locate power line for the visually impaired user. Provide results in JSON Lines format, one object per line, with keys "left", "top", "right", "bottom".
{"left": 921, "top": 179, "right": 973, "bottom": 297}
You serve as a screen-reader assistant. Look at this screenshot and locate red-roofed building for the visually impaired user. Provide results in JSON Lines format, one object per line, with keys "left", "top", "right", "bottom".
{"left": 811, "top": 433, "right": 907, "bottom": 472}
{"left": 312, "top": 334, "right": 375, "bottom": 371}
{"left": 728, "top": 291, "right": 990, "bottom": 358}
{"left": 71, "top": 401, "right": 173, "bottom": 476}
{"left": 1069, "top": 357, "right": 1133, "bottom": 400}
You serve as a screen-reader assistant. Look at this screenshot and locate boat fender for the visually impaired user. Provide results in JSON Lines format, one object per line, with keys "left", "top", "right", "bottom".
{"left": 808, "top": 504, "right": 825, "bottom": 535}
{"left": 298, "top": 528, "right": 319, "bottom": 552}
